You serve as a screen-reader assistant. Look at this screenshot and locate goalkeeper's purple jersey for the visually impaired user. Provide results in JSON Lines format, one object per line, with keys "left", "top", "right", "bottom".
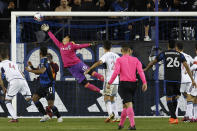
{"left": 48, "top": 31, "right": 90, "bottom": 67}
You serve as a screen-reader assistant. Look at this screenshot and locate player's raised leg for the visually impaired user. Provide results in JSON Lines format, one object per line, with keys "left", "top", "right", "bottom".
{"left": 32, "top": 93, "right": 50, "bottom": 122}
{"left": 4, "top": 79, "right": 21, "bottom": 122}
{"left": 111, "top": 85, "right": 120, "bottom": 122}
{"left": 104, "top": 95, "right": 114, "bottom": 123}
{"left": 46, "top": 87, "right": 63, "bottom": 122}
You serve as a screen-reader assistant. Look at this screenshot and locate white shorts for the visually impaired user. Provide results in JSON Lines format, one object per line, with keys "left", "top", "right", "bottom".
{"left": 6, "top": 79, "right": 32, "bottom": 100}
{"left": 190, "top": 87, "right": 197, "bottom": 96}
{"left": 103, "top": 82, "right": 118, "bottom": 96}
{"left": 180, "top": 82, "right": 192, "bottom": 93}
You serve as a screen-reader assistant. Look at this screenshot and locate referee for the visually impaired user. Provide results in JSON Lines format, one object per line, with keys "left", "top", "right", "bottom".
{"left": 107, "top": 45, "right": 147, "bottom": 130}
{"left": 144, "top": 40, "right": 197, "bottom": 124}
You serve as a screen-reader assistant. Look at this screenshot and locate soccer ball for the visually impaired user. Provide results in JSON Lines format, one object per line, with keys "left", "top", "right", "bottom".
{"left": 34, "top": 13, "right": 44, "bottom": 22}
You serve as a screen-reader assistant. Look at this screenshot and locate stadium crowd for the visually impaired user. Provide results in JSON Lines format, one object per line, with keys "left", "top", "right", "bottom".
{"left": 0, "top": 0, "right": 197, "bottom": 42}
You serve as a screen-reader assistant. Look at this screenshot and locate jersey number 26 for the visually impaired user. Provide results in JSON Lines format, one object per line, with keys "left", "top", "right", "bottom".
{"left": 166, "top": 57, "right": 180, "bottom": 68}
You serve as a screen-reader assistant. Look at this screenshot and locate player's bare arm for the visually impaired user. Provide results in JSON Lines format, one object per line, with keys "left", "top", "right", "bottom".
{"left": 26, "top": 67, "right": 46, "bottom": 75}
{"left": 144, "top": 59, "right": 158, "bottom": 71}
{"left": 0, "top": 73, "right": 6, "bottom": 94}
{"left": 183, "top": 61, "right": 197, "bottom": 88}
{"left": 84, "top": 60, "right": 103, "bottom": 75}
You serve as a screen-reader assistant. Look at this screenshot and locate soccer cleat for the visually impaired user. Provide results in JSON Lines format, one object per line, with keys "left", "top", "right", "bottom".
{"left": 8, "top": 119, "right": 18, "bottom": 123}
{"left": 168, "top": 118, "right": 174, "bottom": 123}
{"left": 181, "top": 116, "right": 189, "bottom": 122}
{"left": 46, "top": 106, "right": 53, "bottom": 118}
{"left": 169, "top": 118, "right": 178, "bottom": 124}
{"left": 118, "top": 125, "right": 124, "bottom": 130}
{"left": 112, "top": 118, "right": 121, "bottom": 122}
{"left": 40, "top": 115, "right": 51, "bottom": 122}
{"left": 104, "top": 113, "right": 115, "bottom": 123}
{"left": 128, "top": 125, "right": 136, "bottom": 130}
{"left": 57, "top": 117, "right": 63, "bottom": 122}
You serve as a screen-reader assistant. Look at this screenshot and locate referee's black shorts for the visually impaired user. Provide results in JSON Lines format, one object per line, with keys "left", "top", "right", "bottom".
{"left": 166, "top": 82, "right": 181, "bottom": 97}
{"left": 118, "top": 81, "right": 137, "bottom": 104}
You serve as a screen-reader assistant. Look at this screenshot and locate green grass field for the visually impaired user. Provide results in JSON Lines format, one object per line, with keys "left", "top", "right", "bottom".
{"left": 0, "top": 118, "right": 196, "bottom": 131}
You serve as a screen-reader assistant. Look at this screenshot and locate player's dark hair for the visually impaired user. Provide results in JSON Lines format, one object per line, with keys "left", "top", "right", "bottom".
{"left": 176, "top": 42, "right": 183, "bottom": 51}
{"left": 121, "top": 44, "right": 132, "bottom": 52}
{"left": 40, "top": 46, "right": 48, "bottom": 57}
{"left": 47, "top": 53, "right": 53, "bottom": 60}
{"left": 103, "top": 40, "right": 112, "bottom": 50}
{"left": 168, "top": 39, "right": 176, "bottom": 49}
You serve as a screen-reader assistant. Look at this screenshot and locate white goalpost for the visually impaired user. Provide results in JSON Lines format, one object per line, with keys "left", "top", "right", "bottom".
{"left": 10, "top": 11, "right": 197, "bottom": 117}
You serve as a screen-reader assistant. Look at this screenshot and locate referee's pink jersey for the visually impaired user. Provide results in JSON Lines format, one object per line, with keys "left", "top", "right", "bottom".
{"left": 108, "top": 54, "right": 147, "bottom": 84}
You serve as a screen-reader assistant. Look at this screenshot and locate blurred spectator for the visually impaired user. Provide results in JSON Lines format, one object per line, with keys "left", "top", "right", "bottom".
{"left": 81, "top": 0, "right": 98, "bottom": 11}
{"left": 55, "top": 0, "right": 71, "bottom": 11}
{"left": 55, "top": 0, "right": 71, "bottom": 20}
{"left": 96, "top": 0, "right": 109, "bottom": 11}
{"left": 50, "top": 0, "right": 61, "bottom": 11}
{"left": 27, "top": 0, "right": 50, "bottom": 11}
{"left": 109, "top": 0, "right": 128, "bottom": 11}
{"left": 70, "top": 0, "right": 82, "bottom": 11}
{"left": 128, "top": 0, "right": 154, "bottom": 41}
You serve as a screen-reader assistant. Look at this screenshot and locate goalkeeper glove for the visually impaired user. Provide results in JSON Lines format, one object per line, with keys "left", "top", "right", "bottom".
{"left": 41, "top": 24, "right": 49, "bottom": 32}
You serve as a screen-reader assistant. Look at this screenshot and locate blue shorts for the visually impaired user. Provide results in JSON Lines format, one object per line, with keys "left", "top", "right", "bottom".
{"left": 67, "top": 61, "right": 89, "bottom": 83}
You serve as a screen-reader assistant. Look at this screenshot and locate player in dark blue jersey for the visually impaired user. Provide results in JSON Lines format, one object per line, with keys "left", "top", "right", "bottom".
{"left": 144, "top": 40, "right": 197, "bottom": 124}
{"left": 0, "top": 72, "right": 9, "bottom": 117}
{"left": 26, "top": 47, "right": 62, "bottom": 122}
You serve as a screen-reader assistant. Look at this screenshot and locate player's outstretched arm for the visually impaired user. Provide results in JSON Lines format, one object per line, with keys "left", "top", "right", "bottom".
{"left": 137, "top": 60, "right": 147, "bottom": 92}
{"left": 41, "top": 24, "right": 61, "bottom": 48}
{"left": 26, "top": 67, "right": 46, "bottom": 75}
{"left": 144, "top": 59, "right": 158, "bottom": 72}
{"left": 0, "top": 73, "right": 6, "bottom": 94}
{"left": 84, "top": 60, "right": 103, "bottom": 75}
{"left": 183, "top": 61, "right": 197, "bottom": 88}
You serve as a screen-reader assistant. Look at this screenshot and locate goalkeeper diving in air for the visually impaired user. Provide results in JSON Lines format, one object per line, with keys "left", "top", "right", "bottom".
{"left": 41, "top": 24, "right": 104, "bottom": 94}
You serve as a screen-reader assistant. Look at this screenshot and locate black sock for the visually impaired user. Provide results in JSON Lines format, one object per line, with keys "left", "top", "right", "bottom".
{"left": 34, "top": 101, "right": 46, "bottom": 115}
{"left": 0, "top": 100, "right": 9, "bottom": 117}
{"left": 172, "top": 100, "right": 178, "bottom": 117}
{"left": 51, "top": 106, "right": 61, "bottom": 118}
{"left": 167, "top": 101, "right": 176, "bottom": 119}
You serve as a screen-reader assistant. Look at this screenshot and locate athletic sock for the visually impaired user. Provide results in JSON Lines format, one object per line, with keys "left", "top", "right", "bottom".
{"left": 186, "top": 101, "right": 193, "bottom": 119}
{"left": 119, "top": 108, "right": 127, "bottom": 126}
{"left": 91, "top": 71, "right": 104, "bottom": 82}
{"left": 173, "top": 99, "right": 178, "bottom": 117}
{"left": 111, "top": 101, "right": 119, "bottom": 118}
{"left": 194, "top": 104, "right": 197, "bottom": 119}
{"left": 105, "top": 100, "right": 112, "bottom": 116}
{"left": 6, "top": 102, "right": 17, "bottom": 119}
{"left": 0, "top": 100, "right": 9, "bottom": 116}
{"left": 51, "top": 106, "right": 61, "bottom": 118}
{"left": 167, "top": 101, "right": 176, "bottom": 119}
{"left": 126, "top": 107, "right": 135, "bottom": 127}
{"left": 34, "top": 101, "right": 46, "bottom": 115}
{"left": 84, "top": 83, "right": 100, "bottom": 93}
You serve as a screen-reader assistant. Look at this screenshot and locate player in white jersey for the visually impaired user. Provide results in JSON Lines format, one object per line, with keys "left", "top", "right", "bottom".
{"left": 0, "top": 50, "right": 33, "bottom": 122}
{"left": 189, "top": 46, "right": 197, "bottom": 122}
{"left": 176, "top": 43, "right": 194, "bottom": 121}
{"left": 85, "top": 41, "right": 120, "bottom": 122}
